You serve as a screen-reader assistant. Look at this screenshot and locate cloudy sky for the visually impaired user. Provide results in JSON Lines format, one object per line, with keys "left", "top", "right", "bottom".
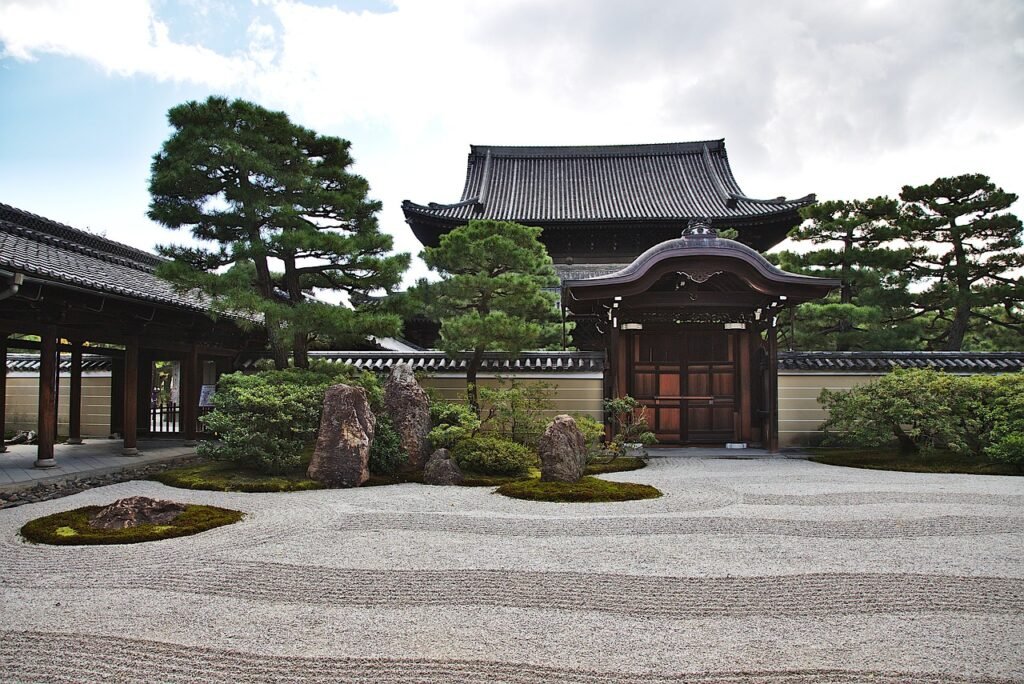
{"left": 1, "top": 0, "right": 1022, "bottom": 282}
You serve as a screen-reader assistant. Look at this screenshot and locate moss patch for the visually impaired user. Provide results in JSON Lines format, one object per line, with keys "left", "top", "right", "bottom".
{"left": 584, "top": 457, "right": 647, "bottom": 475}
{"left": 21, "top": 504, "right": 244, "bottom": 546}
{"left": 808, "top": 448, "right": 1024, "bottom": 476}
{"left": 496, "top": 475, "right": 662, "bottom": 503}
{"left": 151, "top": 461, "right": 324, "bottom": 493}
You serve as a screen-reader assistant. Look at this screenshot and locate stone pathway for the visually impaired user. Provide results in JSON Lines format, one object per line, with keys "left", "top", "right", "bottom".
{"left": 0, "top": 457, "right": 1021, "bottom": 683}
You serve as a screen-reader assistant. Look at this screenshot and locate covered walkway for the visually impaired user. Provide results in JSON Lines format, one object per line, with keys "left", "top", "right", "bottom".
{"left": 0, "top": 439, "right": 196, "bottom": 491}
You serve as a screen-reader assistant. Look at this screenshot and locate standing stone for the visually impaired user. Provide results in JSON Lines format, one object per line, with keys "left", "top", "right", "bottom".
{"left": 538, "top": 414, "right": 587, "bottom": 483}
{"left": 308, "top": 384, "right": 375, "bottom": 487}
{"left": 383, "top": 362, "right": 431, "bottom": 469}
{"left": 423, "top": 448, "right": 464, "bottom": 486}
{"left": 89, "top": 496, "right": 187, "bottom": 530}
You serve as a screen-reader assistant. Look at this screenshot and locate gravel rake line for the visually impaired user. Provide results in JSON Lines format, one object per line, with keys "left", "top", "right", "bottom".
{"left": 1, "top": 631, "right": 1016, "bottom": 684}
{"left": 741, "top": 492, "right": 1024, "bottom": 507}
{"left": 4, "top": 565, "right": 1020, "bottom": 618}
{"left": 318, "top": 512, "right": 1023, "bottom": 538}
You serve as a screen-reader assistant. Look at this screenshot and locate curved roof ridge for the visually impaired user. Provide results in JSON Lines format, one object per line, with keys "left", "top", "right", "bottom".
{"left": 468, "top": 140, "right": 726, "bottom": 158}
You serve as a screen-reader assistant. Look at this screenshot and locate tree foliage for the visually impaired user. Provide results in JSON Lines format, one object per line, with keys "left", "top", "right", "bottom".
{"left": 148, "top": 96, "right": 409, "bottom": 368}
{"left": 411, "top": 219, "right": 562, "bottom": 412}
{"left": 772, "top": 198, "right": 920, "bottom": 350}
{"left": 898, "top": 173, "right": 1024, "bottom": 350}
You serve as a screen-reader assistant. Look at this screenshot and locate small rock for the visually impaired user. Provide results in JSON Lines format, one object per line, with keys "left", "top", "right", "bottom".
{"left": 538, "top": 415, "right": 587, "bottom": 483}
{"left": 88, "top": 496, "right": 187, "bottom": 530}
{"left": 423, "top": 448, "right": 463, "bottom": 486}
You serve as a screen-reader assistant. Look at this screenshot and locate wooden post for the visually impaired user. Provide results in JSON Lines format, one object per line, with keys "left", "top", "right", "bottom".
{"left": 122, "top": 337, "right": 139, "bottom": 455}
{"left": 182, "top": 346, "right": 198, "bottom": 446}
{"left": 34, "top": 326, "right": 58, "bottom": 468}
{"left": 66, "top": 341, "right": 83, "bottom": 444}
{"left": 0, "top": 335, "right": 7, "bottom": 454}
{"left": 737, "top": 329, "right": 752, "bottom": 443}
{"left": 767, "top": 316, "right": 780, "bottom": 453}
{"left": 110, "top": 354, "right": 123, "bottom": 438}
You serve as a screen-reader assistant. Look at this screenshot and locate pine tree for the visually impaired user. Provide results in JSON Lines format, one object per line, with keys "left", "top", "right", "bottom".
{"left": 771, "top": 198, "right": 920, "bottom": 350}
{"left": 411, "top": 219, "right": 562, "bottom": 413}
{"left": 899, "top": 174, "right": 1024, "bottom": 350}
{"left": 148, "top": 97, "right": 409, "bottom": 368}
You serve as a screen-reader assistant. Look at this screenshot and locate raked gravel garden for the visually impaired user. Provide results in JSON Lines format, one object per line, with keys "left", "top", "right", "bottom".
{"left": 1, "top": 454, "right": 1022, "bottom": 683}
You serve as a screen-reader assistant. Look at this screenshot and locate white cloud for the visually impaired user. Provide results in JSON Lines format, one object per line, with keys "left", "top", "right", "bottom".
{"left": 1, "top": 0, "right": 1022, "bottom": 282}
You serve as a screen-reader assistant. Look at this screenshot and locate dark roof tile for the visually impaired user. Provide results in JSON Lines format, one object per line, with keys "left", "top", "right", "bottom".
{"left": 403, "top": 140, "right": 814, "bottom": 225}
{"left": 0, "top": 202, "right": 210, "bottom": 312}
{"left": 780, "top": 351, "right": 1024, "bottom": 373}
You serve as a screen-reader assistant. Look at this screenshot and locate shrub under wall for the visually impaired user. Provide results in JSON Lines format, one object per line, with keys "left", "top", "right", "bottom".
{"left": 819, "top": 369, "right": 1024, "bottom": 463}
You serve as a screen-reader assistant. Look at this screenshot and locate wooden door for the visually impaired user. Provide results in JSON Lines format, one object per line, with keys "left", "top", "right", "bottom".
{"left": 629, "top": 330, "right": 738, "bottom": 444}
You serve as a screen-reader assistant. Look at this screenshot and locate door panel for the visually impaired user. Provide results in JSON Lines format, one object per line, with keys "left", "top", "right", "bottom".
{"left": 630, "top": 331, "right": 739, "bottom": 444}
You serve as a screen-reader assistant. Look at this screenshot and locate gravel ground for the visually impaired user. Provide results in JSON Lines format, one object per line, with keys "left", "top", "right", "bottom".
{"left": 0, "top": 457, "right": 1021, "bottom": 683}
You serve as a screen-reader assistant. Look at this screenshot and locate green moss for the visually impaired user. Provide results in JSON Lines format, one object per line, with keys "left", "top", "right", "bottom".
{"left": 21, "top": 504, "right": 244, "bottom": 546}
{"left": 151, "top": 460, "right": 324, "bottom": 493}
{"left": 496, "top": 476, "right": 662, "bottom": 503}
{"left": 808, "top": 448, "right": 1024, "bottom": 476}
{"left": 584, "top": 457, "right": 647, "bottom": 475}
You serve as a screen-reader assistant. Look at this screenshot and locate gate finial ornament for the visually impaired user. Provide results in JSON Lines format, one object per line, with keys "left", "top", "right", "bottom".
{"left": 683, "top": 217, "right": 715, "bottom": 236}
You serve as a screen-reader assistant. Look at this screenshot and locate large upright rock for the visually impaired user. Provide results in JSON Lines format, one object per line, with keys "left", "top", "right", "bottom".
{"left": 423, "top": 448, "right": 463, "bottom": 486}
{"left": 383, "top": 362, "right": 431, "bottom": 469}
{"left": 308, "top": 384, "right": 375, "bottom": 487}
{"left": 538, "top": 414, "right": 587, "bottom": 483}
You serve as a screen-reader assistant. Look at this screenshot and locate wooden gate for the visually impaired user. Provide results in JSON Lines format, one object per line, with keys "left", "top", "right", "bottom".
{"left": 628, "top": 330, "right": 739, "bottom": 444}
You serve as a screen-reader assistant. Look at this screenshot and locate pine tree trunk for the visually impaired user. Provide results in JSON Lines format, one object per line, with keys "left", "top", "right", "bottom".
{"left": 945, "top": 223, "right": 971, "bottom": 351}
{"left": 293, "top": 333, "right": 309, "bottom": 369}
{"left": 466, "top": 349, "right": 484, "bottom": 415}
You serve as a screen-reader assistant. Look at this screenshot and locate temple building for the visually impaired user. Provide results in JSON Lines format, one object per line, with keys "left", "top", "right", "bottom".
{"left": 403, "top": 140, "right": 839, "bottom": 449}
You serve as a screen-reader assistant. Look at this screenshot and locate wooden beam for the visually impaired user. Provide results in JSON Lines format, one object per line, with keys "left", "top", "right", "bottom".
{"left": 34, "top": 326, "right": 58, "bottom": 468}
{"left": 122, "top": 337, "right": 139, "bottom": 455}
{"left": 0, "top": 335, "right": 7, "bottom": 454}
{"left": 67, "top": 342, "right": 83, "bottom": 445}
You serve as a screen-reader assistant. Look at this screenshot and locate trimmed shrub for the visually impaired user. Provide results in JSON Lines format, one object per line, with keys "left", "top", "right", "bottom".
{"left": 479, "top": 379, "right": 555, "bottom": 447}
{"left": 452, "top": 436, "right": 537, "bottom": 476}
{"left": 199, "top": 362, "right": 381, "bottom": 474}
{"left": 428, "top": 401, "right": 481, "bottom": 449}
{"left": 369, "top": 414, "right": 408, "bottom": 475}
{"left": 571, "top": 413, "right": 608, "bottom": 462}
{"left": 989, "top": 373, "right": 1024, "bottom": 464}
{"left": 820, "top": 369, "right": 1024, "bottom": 460}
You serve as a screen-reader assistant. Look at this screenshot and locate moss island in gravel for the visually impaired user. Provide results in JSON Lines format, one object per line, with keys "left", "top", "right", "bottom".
{"left": 21, "top": 504, "right": 244, "bottom": 546}
{"left": 496, "top": 476, "right": 662, "bottom": 503}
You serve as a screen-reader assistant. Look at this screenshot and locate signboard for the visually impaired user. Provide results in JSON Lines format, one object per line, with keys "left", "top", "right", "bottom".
{"left": 198, "top": 384, "right": 217, "bottom": 408}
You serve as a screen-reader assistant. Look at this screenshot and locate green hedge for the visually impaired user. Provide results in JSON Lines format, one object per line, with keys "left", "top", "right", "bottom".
{"left": 199, "top": 362, "right": 382, "bottom": 474}
{"left": 452, "top": 436, "right": 537, "bottom": 476}
{"left": 820, "top": 369, "right": 1024, "bottom": 463}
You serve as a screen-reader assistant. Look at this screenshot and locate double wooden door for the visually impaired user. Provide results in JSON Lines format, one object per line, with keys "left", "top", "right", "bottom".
{"left": 628, "top": 330, "right": 739, "bottom": 444}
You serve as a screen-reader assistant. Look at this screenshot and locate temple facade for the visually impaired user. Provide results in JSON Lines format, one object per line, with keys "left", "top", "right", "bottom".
{"left": 403, "top": 141, "right": 838, "bottom": 449}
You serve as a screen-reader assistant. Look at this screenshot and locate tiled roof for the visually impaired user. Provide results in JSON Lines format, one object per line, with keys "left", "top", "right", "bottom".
{"left": 402, "top": 140, "right": 814, "bottom": 224}
{"left": 0, "top": 203, "right": 209, "bottom": 312}
{"left": 779, "top": 351, "right": 1024, "bottom": 373}
{"left": 240, "top": 351, "right": 606, "bottom": 373}
{"left": 5, "top": 353, "right": 114, "bottom": 372}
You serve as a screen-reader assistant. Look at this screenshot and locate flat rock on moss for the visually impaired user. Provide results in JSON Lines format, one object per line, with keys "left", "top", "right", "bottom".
{"left": 89, "top": 496, "right": 187, "bottom": 530}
